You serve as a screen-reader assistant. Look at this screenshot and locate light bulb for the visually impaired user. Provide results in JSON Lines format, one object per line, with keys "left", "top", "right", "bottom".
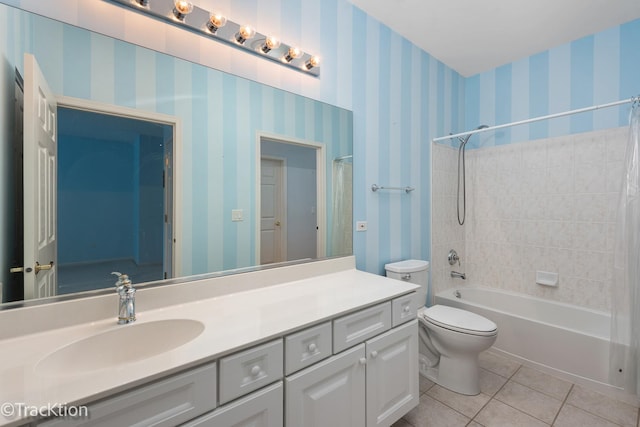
{"left": 284, "top": 47, "right": 302, "bottom": 62}
{"left": 235, "top": 25, "right": 256, "bottom": 44}
{"left": 207, "top": 13, "right": 227, "bottom": 33}
{"left": 173, "top": 0, "right": 193, "bottom": 20}
{"left": 261, "top": 36, "right": 281, "bottom": 53}
{"left": 305, "top": 56, "right": 320, "bottom": 70}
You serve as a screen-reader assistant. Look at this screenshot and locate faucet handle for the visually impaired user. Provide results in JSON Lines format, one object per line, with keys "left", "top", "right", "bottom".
{"left": 448, "top": 249, "right": 461, "bottom": 266}
{"left": 111, "top": 272, "right": 132, "bottom": 289}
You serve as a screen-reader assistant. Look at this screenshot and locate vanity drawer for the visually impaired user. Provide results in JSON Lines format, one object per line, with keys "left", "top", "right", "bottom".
{"left": 333, "top": 302, "right": 391, "bottom": 353}
{"left": 219, "top": 339, "right": 283, "bottom": 404}
{"left": 38, "top": 362, "right": 217, "bottom": 426}
{"left": 392, "top": 293, "right": 417, "bottom": 327}
{"left": 183, "top": 381, "right": 283, "bottom": 427}
{"left": 285, "top": 321, "right": 332, "bottom": 375}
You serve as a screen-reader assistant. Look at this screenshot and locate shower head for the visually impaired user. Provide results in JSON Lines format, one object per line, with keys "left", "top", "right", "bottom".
{"left": 457, "top": 124, "right": 490, "bottom": 146}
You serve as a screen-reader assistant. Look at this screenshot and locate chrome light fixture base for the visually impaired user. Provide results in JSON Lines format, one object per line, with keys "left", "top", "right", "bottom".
{"left": 107, "top": 0, "right": 320, "bottom": 77}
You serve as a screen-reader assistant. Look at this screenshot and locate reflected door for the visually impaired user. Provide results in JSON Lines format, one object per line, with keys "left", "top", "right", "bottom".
{"left": 23, "top": 53, "right": 57, "bottom": 299}
{"left": 260, "top": 158, "right": 285, "bottom": 264}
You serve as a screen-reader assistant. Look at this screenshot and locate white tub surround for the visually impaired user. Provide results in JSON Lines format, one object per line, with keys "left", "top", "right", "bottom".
{"left": 0, "top": 256, "right": 419, "bottom": 426}
{"left": 435, "top": 286, "right": 639, "bottom": 405}
{"left": 431, "top": 127, "right": 628, "bottom": 311}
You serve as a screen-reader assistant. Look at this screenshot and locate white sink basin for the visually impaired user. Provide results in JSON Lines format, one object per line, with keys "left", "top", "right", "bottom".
{"left": 35, "top": 319, "right": 205, "bottom": 375}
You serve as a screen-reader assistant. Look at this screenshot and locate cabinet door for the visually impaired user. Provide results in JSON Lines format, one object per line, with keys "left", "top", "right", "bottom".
{"left": 285, "top": 344, "right": 365, "bottom": 427}
{"left": 366, "top": 320, "right": 418, "bottom": 427}
{"left": 183, "top": 382, "right": 282, "bottom": 427}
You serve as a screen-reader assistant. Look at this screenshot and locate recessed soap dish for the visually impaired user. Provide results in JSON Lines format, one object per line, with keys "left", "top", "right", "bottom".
{"left": 536, "top": 271, "right": 559, "bottom": 287}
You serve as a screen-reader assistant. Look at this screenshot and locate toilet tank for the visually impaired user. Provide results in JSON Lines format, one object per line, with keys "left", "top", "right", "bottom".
{"left": 385, "top": 260, "right": 430, "bottom": 307}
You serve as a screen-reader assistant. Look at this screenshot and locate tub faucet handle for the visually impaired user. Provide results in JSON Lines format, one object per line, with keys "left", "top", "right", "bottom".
{"left": 448, "top": 249, "right": 460, "bottom": 266}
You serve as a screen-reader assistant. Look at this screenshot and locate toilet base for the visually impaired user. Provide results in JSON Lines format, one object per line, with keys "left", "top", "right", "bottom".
{"left": 418, "top": 353, "right": 481, "bottom": 396}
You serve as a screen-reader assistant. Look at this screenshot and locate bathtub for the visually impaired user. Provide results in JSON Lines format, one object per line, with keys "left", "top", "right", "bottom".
{"left": 435, "top": 286, "right": 612, "bottom": 389}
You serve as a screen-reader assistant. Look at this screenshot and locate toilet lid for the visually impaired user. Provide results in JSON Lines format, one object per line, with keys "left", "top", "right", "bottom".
{"left": 420, "top": 305, "right": 497, "bottom": 336}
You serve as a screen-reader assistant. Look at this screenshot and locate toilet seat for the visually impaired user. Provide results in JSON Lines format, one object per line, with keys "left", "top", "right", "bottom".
{"left": 419, "top": 305, "right": 497, "bottom": 337}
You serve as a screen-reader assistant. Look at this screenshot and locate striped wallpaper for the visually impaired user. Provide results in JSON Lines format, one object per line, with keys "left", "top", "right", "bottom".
{"left": 3, "top": 1, "right": 639, "bottom": 285}
{"left": 0, "top": 4, "right": 353, "bottom": 276}
{"left": 465, "top": 18, "right": 640, "bottom": 149}
{"left": 2, "top": 0, "right": 464, "bottom": 278}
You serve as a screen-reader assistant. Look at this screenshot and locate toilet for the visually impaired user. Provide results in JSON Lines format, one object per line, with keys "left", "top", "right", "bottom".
{"left": 385, "top": 260, "right": 497, "bottom": 396}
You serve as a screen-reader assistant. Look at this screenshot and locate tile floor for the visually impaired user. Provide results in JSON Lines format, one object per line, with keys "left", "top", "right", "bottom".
{"left": 393, "top": 350, "right": 640, "bottom": 427}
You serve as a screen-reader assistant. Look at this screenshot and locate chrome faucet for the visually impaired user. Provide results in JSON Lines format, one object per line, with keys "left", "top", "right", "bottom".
{"left": 112, "top": 272, "right": 136, "bottom": 324}
{"left": 451, "top": 271, "right": 466, "bottom": 280}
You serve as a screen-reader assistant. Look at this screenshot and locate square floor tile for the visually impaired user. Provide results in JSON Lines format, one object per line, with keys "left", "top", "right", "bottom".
{"left": 420, "top": 375, "right": 435, "bottom": 393}
{"left": 426, "top": 384, "right": 491, "bottom": 418}
{"left": 495, "top": 381, "right": 562, "bottom": 424}
{"left": 391, "top": 418, "right": 414, "bottom": 427}
{"left": 512, "top": 366, "right": 572, "bottom": 401}
{"left": 567, "top": 385, "right": 638, "bottom": 427}
{"left": 553, "top": 404, "right": 619, "bottom": 427}
{"left": 479, "top": 351, "right": 521, "bottom": 378}
{"left": 480, "top": 368, "right": 509, "bottom": 396}
{"left": 475, "top": 399, "right": 549, "bottom": 427}
{"left": 403, "top": 394, "right": 471, "bottom": 427}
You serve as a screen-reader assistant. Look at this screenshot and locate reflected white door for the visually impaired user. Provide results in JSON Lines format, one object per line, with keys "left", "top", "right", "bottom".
{"left": 163, "top": 134, "right": 174, "bottom": 280}
{"left": 23, "top": 53, "right": 57, "bottom": 299}
{"left": 260, "top": 158, "right": 285, "bottom": 264}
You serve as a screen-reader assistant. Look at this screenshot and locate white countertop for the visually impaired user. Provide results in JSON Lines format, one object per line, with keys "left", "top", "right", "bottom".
{"left": 0, "top": 260, "right": 418, "bottom": 426}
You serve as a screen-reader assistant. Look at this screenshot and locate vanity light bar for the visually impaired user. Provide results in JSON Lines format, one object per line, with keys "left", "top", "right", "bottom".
{"left": 109, "top": 0, "right": 320, "bottom": 77}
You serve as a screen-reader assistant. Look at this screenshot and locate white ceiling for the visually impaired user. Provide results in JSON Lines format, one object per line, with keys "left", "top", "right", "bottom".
{"left": 347, "top": 0, "right": 640, "bottom": 77}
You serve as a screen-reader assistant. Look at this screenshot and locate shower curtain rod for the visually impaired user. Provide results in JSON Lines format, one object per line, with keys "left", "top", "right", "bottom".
{"left": 432, "top": 95, "right": 639, "bottom": 143}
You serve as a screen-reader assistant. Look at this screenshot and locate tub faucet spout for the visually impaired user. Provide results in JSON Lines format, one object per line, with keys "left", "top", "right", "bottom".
{"left": 451, "top": 271, "right": 466, "bottom": 280}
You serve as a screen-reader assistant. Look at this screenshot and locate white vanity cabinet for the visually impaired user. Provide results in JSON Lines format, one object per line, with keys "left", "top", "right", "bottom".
{"left": 35, "top": 296, "right": 417, "bottom": 427}
{"left": 285, "top": 306, "right": 419, "bottom": 427}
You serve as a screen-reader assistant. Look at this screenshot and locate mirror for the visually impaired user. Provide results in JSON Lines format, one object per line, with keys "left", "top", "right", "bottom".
{"left": 0, "top": 3, "right": 353, "bottom": 307}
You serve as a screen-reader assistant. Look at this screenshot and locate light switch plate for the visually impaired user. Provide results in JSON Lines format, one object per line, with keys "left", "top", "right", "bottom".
{"left": 232, "top": 209, "right": 243, "bottom": 222}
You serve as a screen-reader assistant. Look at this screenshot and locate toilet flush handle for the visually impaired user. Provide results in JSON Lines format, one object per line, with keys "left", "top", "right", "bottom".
{"left": 401, "top": 273, "right": 411, "bottom": 281}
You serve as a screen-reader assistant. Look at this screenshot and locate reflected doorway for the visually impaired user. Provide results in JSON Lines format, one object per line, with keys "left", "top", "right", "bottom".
{"left": 56, "top": 108, "right": 174, "bottom": 294}
{"left": 257, "top": 135, "right": 326, "bottom": 265}
{"left": 6, "top": 55, "right": 180, "bottom": 303}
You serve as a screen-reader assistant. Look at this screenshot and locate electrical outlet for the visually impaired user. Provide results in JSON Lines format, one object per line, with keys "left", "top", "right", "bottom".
{"left": 356, "top": 221, "right": 367, "bottom": 231}
{"left": 232, "top": 209, "right": 243, "bottom": 222}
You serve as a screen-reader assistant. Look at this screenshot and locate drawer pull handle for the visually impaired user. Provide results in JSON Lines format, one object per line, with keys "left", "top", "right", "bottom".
{"left": 250, "top": 365, "right": 261, "bottom": 376}
{"left": 359, "top": 357, "right": 367, "bottom": 365}
{"left": 370, "top": 351, "right": 378, "bottom": 358}
{"left": 403, "top": 306, "right": 410, "bottom": 313}
{"left": 307, "top": 343, "right": 317, "bottom": 353}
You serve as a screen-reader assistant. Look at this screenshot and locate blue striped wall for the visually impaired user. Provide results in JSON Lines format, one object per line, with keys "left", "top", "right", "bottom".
{"left": 5, "top": 1, "right": 636, "bottom": 280}
{"left": 465, "top": 18, "right": 640, "bottom": 149}
{"left": 2, "top": 0, "right": 464, "bottom": 277}
{"left": 0, "top": 4, "right": 354, "bottom": 276}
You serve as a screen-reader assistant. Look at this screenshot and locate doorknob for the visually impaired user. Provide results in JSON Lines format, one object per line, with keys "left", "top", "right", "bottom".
{"left": 35, "top": 261, "right": 54, "bottom": 274}
{"left": 10, "top": 262, "right": 53, "bottom": 274}
{"left": 275, "top": 221, "right": 281, "bottom": 226}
